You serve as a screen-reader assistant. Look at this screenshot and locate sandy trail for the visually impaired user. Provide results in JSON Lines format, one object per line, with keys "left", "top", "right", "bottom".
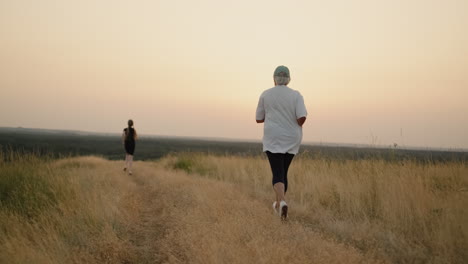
{"left": 120, "top": 161, "right": 382, "bottom": 264}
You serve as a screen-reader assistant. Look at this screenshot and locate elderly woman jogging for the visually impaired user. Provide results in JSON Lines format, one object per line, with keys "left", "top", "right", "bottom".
{"left": 255, "top": 65, "right": 307, "bottom": 220}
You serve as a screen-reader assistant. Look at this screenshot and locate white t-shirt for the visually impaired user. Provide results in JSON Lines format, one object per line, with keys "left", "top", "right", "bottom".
{"left": 256, "top": 85, "right": 307, "bottom": 154}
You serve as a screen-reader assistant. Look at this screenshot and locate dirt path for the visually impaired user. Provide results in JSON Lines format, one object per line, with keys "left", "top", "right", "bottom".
{"left": 121, "top": 161, "right": 384, "bottom": 264}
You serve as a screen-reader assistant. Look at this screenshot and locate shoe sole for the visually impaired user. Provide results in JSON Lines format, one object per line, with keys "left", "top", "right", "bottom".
{"left": 281, "top": 205, "right": 288, "bottom": 220}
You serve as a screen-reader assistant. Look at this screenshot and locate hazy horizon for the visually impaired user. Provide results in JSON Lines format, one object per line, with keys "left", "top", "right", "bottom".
{"left": 4, "top": 125, "right": 468, "bottom": 152}
{"left": 1, "top": 0, "right": 467, "bottom": 149}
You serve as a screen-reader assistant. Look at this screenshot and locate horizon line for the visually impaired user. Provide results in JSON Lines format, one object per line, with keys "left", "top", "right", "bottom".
{"left": 1, "top": 126, "right": 467, "bottom": 153}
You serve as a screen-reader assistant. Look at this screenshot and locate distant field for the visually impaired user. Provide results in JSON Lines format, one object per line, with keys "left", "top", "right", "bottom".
{"left": 1, "top": 128, "right": 467, "bottom": 162}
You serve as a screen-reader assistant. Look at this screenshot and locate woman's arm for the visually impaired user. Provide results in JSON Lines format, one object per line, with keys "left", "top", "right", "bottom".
{"left": 255, "top": 95, "right": 265, "bottom": 124}
{"left": 121, "top": 131, "right": 126, "bottom": 144}
{"left": 134, "top": 130, "right": 138, "bottom": 140}
{"left": 295, "top": 93, "right": 307, "bottom": 127}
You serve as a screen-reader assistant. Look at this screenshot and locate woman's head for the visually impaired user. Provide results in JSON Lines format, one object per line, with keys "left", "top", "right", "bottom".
{"left": 273, "top": 65, "right": 290, "bottom": 86}
{"left": 128, "top": 119, "right": 134, "bottom": 127}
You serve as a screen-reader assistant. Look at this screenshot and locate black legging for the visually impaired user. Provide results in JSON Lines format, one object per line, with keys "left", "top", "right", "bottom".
{"left": 266, "top": 151, "right": 295, "bottom": 193}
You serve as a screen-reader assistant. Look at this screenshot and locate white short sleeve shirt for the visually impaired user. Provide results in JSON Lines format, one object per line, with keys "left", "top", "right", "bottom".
{"left": 256, "top": 85, "right": 307, "bottom": 154}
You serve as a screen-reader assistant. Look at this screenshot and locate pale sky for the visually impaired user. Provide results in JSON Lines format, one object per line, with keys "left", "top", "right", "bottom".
{"left": 1, "top": 0, "right": 467, "bottom": 149}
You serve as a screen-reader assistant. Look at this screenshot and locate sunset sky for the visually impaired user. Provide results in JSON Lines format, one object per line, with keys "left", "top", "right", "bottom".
{"left": 1, "top": 0, "right": 467, "bottom": 149}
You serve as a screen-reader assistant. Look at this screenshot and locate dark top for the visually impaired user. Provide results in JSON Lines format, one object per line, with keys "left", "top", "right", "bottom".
{"left": 123, "top": 127, "right": 136, "bottom": 143}
{"left": 123, "top": 127, "right": 136, "bottom": 155}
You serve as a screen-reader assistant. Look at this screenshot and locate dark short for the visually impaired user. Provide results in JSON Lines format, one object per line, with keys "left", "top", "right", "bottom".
{"left": 266, "top": 151, "right": 295, "bottom": 193}
{"left": 125, "top": 141, "right": 135, "bottom": 155}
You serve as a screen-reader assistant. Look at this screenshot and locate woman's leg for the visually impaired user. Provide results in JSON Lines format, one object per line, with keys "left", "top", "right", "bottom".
{"left": 266, "top": 152, "right": 286, "bottom": 208}
{"left": 283, "top": 153, "right": 295, "bottom": 193}
{"left": 273, "top": 183, "right": 285, "bottom": 205}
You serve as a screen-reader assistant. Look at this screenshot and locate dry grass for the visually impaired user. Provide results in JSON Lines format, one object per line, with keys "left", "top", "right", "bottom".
{"left": 0, "top": 154, "right": 140, "bottom": 263}
{"left": 1, "top": 152, "right": 466, "bottom": 263}
{"left": 133, "top": 163, "right": 375, "bottom": 264}
{"left": 164, "top": 153, "right": 468, "bottom": 263}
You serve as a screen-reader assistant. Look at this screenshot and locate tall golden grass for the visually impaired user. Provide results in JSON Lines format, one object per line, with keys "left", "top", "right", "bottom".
{"left": 1, "top": 153, "right": 372, "bottom": 264}
{"left": 165, "top": 153, "right": 468, "bottom": 263}
{"left": 0, "top": 153, "right": 141, "bottom": 263}
{"left": 1, "top": 152, "right": 466, "bottom": 263}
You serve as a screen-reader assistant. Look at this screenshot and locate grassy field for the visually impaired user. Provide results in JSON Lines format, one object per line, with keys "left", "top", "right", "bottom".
{"left": 167, "top": 153, "right": 468, "bottom": 263}
{"left": 0, "top": 153, "right": 137, "bottom": 263}
{"left": 1, "top": 151, "right": 467, "bottom": 263}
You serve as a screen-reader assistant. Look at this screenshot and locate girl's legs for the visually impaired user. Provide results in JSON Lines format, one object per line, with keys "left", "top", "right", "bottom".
{"left": 124, "top": 154, "right": 129, "bottom": 171}
{"left": 128, "top": 154, "right": 133, "bottom": 174}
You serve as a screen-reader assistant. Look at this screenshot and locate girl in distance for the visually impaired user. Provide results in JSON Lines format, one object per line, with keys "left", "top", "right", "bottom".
{"left": 123, "top": 119, "right": 137, "bottom": 175}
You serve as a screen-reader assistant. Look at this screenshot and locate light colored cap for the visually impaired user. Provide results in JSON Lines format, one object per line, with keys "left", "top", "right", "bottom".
{"left": 273, "top": 65, "right": 290, "bottom": 77}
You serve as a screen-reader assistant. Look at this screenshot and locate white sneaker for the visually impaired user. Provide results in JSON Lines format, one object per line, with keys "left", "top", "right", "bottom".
{"left": 279, "top": 200, "right": 288, "bottom": 220}
{"left": 272, "top": 201, "right": 279, "bottom": 215}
